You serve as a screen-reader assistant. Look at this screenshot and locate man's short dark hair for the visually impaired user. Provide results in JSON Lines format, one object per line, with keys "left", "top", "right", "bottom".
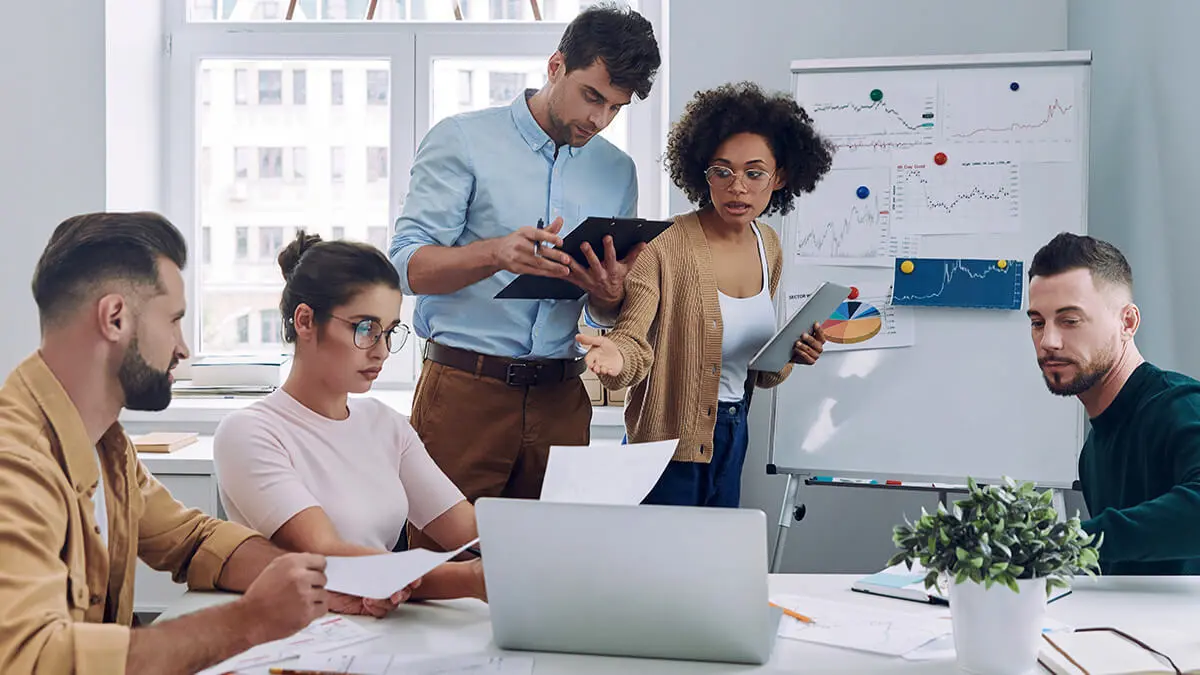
{"left": 1029, "top": 232, "right": 1133, "bottom": 292}
{"left": 558, "top": 2, "right": 661, "bottom": 100}
{"left": 32, "top": 212, "right": 188, "bottom": 328}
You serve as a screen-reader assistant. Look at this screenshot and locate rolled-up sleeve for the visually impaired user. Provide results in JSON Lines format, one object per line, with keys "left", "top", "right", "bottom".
{"left": 0, "top": 448, "right": 131, "bottom": 674}
{"left": 135, "top": 459, "right": 259, "bottom": 591}
{"left": 390, "top": 116, "right": 477, "bottom": 296}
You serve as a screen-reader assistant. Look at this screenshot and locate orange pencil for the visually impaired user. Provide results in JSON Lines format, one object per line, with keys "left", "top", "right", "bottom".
{"left": 770, "top": 602, "right": 814, "bottom": 624}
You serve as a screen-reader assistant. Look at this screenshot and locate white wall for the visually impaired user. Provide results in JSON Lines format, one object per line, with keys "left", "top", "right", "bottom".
{"left": 1068, "top": 0, "right": 1200, "bottom": 378}
{"left": 0, "top": 2, "right": 107, "bottom": 375}
{"left": 106, "top": 0, "right": 165, "bottom": 211}
{"left": 667, "top": 0, "right": 1070, "bottom": 572}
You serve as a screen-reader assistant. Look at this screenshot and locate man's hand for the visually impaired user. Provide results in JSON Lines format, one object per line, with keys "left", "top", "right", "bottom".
{"left": 467, "top": 558, "right": 488, "bottom": 602}
{"left": 568, "top": 235, "right": 646, "bottom": 313}
{"left": 575, "top": 333, "right": 625, "bottom": 378}
{"left": 234, "top": 553, "right": 329, "bottom": 644}
{"left": 791, "top": 323, "right": 827, "bottom": 365}
{"left": 490, "top": 217, "right": 575, "bottom": 278}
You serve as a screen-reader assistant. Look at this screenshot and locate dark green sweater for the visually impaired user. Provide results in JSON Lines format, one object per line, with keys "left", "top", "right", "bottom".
{"left": 1080, "top": 362, "right": 1200, "bottom": 575}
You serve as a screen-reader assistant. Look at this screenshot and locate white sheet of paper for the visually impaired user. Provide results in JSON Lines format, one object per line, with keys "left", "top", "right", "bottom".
{"left": 539, "top": 440, "right": 678, "bottom": 505}
{"left": 902, "top": 615, "right": 1074, "bottom": 662}
{"left": 402, "top": 655, "right": 535, "bottom": 675}
{"left": 325, "top": 539, "right": 479, "bottom": 599}
{"left": 772, "top": 595, "right": 949, "bottom": 656}
{"left": 196, "top": 616, "right": 380, "bottom": 674}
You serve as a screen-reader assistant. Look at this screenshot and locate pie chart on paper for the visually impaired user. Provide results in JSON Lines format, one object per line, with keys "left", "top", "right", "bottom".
{"left": 822, "top": 301, "right": 883, "bottom": 345}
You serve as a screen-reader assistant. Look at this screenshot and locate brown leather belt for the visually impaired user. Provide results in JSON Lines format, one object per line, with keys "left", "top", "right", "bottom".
{"left": 425, "top": 341, "right": 587, "bottom": 387}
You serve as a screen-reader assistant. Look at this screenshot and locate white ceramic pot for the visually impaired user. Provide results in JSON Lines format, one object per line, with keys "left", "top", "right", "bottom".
{"left": 948, "top": 576, "right": 1047, "bottom": 675}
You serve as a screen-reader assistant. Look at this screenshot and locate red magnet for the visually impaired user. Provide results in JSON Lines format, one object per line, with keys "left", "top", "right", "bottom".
{"left": 848, "top": 286, "right": 860, "bottom": 300}
{"left": 934, "top": 152, "right": 948, "bottom": 165}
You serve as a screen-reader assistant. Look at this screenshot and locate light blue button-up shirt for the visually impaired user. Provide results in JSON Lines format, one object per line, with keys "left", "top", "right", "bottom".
{"left": 390, "top": 90, "right": 638, "bottom": 360}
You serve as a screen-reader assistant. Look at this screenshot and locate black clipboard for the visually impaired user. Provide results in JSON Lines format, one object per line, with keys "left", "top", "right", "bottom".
{"left": 495, "top": 216, "right": 673, "bottom": 300}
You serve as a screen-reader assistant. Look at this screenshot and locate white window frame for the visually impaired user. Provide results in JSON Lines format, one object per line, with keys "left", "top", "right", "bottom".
{"left": 164, "top": 2, "right": 666, "bottom": 388}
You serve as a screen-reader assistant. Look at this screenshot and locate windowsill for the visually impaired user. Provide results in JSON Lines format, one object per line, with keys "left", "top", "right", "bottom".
{"left": 119, "top": 387, "right": 627, "bottom": 429}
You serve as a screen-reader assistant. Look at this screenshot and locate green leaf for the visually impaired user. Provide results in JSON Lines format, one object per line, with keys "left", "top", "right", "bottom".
{"left": 989, "top": 562, "right": 1009, "bottom": 576}
{"left": 969, "top": 556, "right": 984, "bottom": 568}
{"left": 1004, "top": 575, "right": 1019, "bottom": 593}
{"left": 956, "top": 547, "right": 970, "bottom": 562}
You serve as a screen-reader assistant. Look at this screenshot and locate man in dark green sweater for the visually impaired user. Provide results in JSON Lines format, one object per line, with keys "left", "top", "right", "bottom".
{"left": 1027, "top": 233, "right": 1200, "bottom": 575}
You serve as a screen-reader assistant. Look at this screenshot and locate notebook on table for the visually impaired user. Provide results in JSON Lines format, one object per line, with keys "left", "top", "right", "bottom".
{"left": 1039, "top": 628, "right": 1200, "bottom": 674}
{"left": 852, "top": 563, "right": 1071, "bottom": 605}
{"left": 131, "top": 432, "right": 199, "bottom": 454}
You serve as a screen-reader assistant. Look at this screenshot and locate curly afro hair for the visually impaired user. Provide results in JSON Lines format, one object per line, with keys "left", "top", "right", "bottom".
{"left": 666, "top": 81, "right": 835, "bottom": 217}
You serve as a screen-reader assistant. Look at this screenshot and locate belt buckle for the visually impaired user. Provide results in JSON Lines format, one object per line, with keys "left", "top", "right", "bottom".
{"left": 505, "top": 362, "right": 539, "bottom": 386}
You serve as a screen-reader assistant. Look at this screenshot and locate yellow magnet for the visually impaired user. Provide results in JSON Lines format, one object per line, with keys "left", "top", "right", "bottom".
{"left": 997, "top": 259, "right": 1008, "bottom": 270}
{"left": 900, "top": 260, "right": 915, "bottom": 274}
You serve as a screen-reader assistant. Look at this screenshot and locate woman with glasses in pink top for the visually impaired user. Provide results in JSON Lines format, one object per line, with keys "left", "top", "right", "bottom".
{"left": 214, "top": 231, "right": 484, "bottom": 614}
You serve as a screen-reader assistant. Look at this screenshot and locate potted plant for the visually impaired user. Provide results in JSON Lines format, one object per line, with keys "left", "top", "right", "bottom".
{"left": 888, "top": 477, "right": 1103, "bottom": 675}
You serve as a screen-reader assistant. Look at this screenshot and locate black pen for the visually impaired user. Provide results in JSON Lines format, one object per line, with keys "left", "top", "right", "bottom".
{"left": 466, "top": 546, "right": 482, "bottom": 558}
{"left": 535, "top": 218, "right": 544, "bottom": 257}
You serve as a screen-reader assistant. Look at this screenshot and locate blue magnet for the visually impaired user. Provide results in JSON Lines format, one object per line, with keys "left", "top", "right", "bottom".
{"left": 856, "top": 185, "right": 870, "bottom": 199}
{"left": 1010, "top": 81, "right": 1020, "bottom": 91}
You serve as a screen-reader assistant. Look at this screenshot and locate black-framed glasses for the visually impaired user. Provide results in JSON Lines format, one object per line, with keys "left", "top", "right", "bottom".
{"left": 705, "top": 165, "right": 776, "bottom": 192}
{"left": 329, "top": 315, "right": 411, "bottom": 354}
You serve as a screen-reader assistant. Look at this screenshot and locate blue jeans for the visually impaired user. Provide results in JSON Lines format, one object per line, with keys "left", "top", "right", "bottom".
{"left": 639, "top": 398, "right": 750, "bottom": 508}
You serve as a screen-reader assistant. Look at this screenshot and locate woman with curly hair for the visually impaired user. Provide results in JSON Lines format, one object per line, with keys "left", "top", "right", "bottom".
{"left": 576, "top": 81, "right": 835, "bottom": 507}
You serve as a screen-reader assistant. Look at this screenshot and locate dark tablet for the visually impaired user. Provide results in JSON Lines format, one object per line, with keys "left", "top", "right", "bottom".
{"left": 495, "top": 216, "right": 673, "bottom": 300}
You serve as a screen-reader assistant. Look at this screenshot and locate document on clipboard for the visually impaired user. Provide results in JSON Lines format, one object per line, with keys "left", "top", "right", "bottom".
{"left": 748, "top": 282, "right": 851, "bottom": 373}
{"left": 495, "top": 216, "right": 673, "bottom": 300}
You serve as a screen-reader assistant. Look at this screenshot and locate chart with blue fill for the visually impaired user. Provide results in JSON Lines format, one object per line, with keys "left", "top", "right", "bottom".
{"left": 891, "top": 257, "right": 1023, "bottom": 310}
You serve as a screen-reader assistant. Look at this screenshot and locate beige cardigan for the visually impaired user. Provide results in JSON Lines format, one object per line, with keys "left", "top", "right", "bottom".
{"left": 599, "top": 210, "right": 792, "bottom": 463}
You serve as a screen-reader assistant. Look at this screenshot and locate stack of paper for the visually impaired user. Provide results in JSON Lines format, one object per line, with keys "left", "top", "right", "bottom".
{"left": 196, "top": 615, "right": 380, "bottom": 674}
{"left": 772, "top": 595, "right": 951, "bottom": 656}
{"left": 278, "top": 654, "right": 534, "bottom": 675}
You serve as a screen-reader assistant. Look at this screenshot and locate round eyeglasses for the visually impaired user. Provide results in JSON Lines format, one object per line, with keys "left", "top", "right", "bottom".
{"left": 705, "top": 165, "right": 776, "bottom": 192}
{"left": 329, "top": 315, "right": 411, "bottom": 354}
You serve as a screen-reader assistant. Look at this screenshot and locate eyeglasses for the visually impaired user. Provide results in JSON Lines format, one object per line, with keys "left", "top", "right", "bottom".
{"left": 705, "top": 165, "right": 776, "bottom": 192}
{"left": 329, "top": 315, "right": 411, "bottom": 354}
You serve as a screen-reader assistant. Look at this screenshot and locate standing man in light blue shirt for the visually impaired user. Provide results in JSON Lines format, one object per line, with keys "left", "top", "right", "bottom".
{"left": 391, "top": 4, "right": 661, "bottom": 550}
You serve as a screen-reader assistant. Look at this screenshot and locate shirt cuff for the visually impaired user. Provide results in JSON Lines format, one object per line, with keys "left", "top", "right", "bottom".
{"left": 187, "top": 522, "right": 262, "bottom": 591}
{"left": 74, "top": 621, "right": 130, "bottom": 675}
{"left": 391, "top": 242, "right": 425, "bottom": 296}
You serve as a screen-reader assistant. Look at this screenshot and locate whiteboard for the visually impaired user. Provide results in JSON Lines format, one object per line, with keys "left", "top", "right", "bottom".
{"left": 768, "top": 52, "right": 1091, "bottom": 488}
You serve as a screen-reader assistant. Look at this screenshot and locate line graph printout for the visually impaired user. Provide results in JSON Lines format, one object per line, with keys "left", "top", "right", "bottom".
{"left": 941, "top": 74, "right": 1078, "bottom": 162}
{"left": 794, "top": 168, "right": 919, "bottom": 266}
{"left": 803, "top": 82, "right": 937, "bottom": 166}
{"left": 892, "top": 257, "right": 1024, "bottom": 310}
{"left": 890, "top": 154, "right": 1021, "bottom": 236}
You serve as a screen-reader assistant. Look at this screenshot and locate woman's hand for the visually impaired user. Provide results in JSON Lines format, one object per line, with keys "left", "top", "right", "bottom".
{"left": 575, "top": 333, "right": 625, "bottom": 378}
{"left": 791, "top": 322, "right": 827, "bottom": 365}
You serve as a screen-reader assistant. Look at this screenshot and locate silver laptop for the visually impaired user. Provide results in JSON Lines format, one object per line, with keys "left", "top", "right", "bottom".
{"left": 475, "top": 498, "right": 780, "bottom": 665}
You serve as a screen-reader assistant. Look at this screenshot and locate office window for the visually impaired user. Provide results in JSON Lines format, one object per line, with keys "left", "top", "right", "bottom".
{"left": 191, "top": 0, "right": 217, "bottom": 20}
{"left": 331, "top": 69, "right": 344, "bottom": 105}
{"left": 330, "top": 146, "right": 346, "bottom": 183}
{"left": 367, "top": 226, "right": 388, "bottom": 251}
{"left": 292, "top": 69, "right": 307, "bottom": 104}
{"left": 488, "top": 72, "right": 525, "bottom": 106}
{"left": 260, "top": 309, "right": 282, "bottom": 344}
{"left": 258, "top": 0, "right": 280, "bottom": 19}
{"left": 200, "top": 147, "right": 212, "bottom": 186}
{"left": 366, "top": 146, "right": 388, "bottom": 182}
{"left": 236, "top": 315, "right": 250, "bottom": 344}
{"left": 235, "top": 226, "right": 249, "bottom": 259}
{"left": 291, "top": 147, "right": 307, "bottom": 182}
{"left": 234, "top": 68, "right": 250, "bottom": 104}
{"left": 234, "top": 147, "right": 252, "bottom": 178}
{"left": 457, "top": 70, "right": 473, "bottom": 106}
{"left": 332, "top": 225, "right": 346, "bottom": 239}
{"left": 202, "top": 226, "right": 212, "bottom": 264}
{"left": 258, "top": 226, "right": 284, "bottom": 260}
{"left": 200, "top": 68, "right": 212, "bottom": 105}
{"left": 258, "top": 69, "right": 283, "bottom": 104}
{"left": 367, "top": 70, "right": 389, "bottom": 105}
{"left": 259, "top": 147, "right": 283, "bottom": 179}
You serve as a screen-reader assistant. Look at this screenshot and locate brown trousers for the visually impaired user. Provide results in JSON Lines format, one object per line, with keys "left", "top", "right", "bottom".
{"left": 406, "top": 359, "right": 592, "bottom": 551}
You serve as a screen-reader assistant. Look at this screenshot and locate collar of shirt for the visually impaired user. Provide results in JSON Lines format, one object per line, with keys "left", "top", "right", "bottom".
{"left": 14, "top": 353, "right": 126, "bottom": 497}
{"left": 510, "top": 88, "right": 582, "bottom": 159}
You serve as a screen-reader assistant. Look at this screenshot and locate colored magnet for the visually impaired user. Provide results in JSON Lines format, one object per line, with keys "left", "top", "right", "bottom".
{"left": 1010, "top": 81, "right": 1020, "bottom": 91}
{"left": 900, "top": 260, "right": 915, "bottom": 274}
{"left": 934, "top": 152, "right": 948, "bottom": 166}
{"left": 870, "top": 88, "right": 883, "bottom": 102}
{"left": 997, "top": 259, "right": 1009, "bottom": 270}
{"left": 848, "top": 286, "right": 860, "bottom": 300}
{"left": 856, "top": 185, "right": 870, "bottom": 199}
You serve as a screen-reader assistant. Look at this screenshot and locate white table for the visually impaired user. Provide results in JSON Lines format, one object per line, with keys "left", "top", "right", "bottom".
{"left": 158, "top": 574, "right": 1200, "bottom": 674}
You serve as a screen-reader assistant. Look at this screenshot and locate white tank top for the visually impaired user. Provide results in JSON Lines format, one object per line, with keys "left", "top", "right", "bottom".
{"left": 717, "top": 223, "right": 777, "bottom": 403}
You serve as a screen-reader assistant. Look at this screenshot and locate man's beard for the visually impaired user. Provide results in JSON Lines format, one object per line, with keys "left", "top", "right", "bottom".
{"left": 1039, "top": 350, "right": 1114, "bottom": 397}
{"left": 119, "top": 337, "right": 175, "bottom": 411}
